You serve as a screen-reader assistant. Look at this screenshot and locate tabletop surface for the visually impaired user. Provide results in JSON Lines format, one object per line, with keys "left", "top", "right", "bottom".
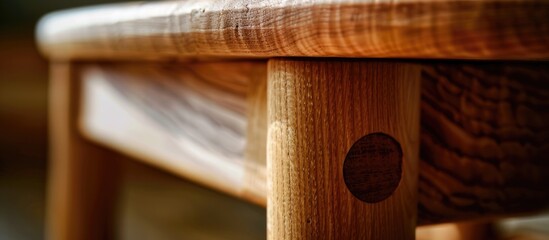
{"left": 37, "top": 0, "right": 549, "bottom": 61}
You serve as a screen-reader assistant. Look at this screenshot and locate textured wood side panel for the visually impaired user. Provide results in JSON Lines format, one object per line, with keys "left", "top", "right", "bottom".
{"left": 37, "top": 0, "right": 549, "bottom": 60}
{"left": 267, "top": 59, "right": 421, "bottom": 239}
{"left": 47, "top": 63, "right": 121, "bottom": 240}
{"left": 419, "top": 63, "right": 549, "bottom": 224}
{"left": 80, "top": 61, "right": 267, "bottom": 205}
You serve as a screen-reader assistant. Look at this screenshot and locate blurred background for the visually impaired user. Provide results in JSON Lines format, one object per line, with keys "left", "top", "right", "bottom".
{"left": 0, "top": 0, "right": 547, "bottom": 240}
{"left": 0, "top": 1, "right": 266, "bottom": 239}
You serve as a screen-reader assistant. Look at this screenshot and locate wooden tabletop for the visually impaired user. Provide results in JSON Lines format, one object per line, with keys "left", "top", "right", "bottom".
{"left": 37, "top": 0, "right": 549, "bottom": 60}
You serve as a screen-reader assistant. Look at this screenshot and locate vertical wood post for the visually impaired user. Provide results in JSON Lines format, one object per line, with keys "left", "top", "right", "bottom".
{"left": 47, "top": 62, "right": 121, "bottom": 240}
{"left": 267, "top": 59, "right": 420, "bottom": 239}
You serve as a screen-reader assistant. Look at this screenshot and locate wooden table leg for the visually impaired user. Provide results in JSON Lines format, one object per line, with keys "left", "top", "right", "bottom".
{"left": 47, "top": 62, "right": 121, "bottom": 240}
{"left": 267, "top": 59, "right": 421, "bottom": 239}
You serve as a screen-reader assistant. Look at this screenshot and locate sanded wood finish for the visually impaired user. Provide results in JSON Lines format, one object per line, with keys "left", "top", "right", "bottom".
{"left": 47, "top": 63, "right": 121, "bottom": 240}
{"left": 37, "top": 0, "right": 549, "bottom": 61}
{"left": 267, "top": 59, "right": 421, "bottom": 239}
{"left": 80, "top": 61, "right": 549, "bottom": 225}
{"left": 80, "top": 61, "right": 267, "bottom": 205}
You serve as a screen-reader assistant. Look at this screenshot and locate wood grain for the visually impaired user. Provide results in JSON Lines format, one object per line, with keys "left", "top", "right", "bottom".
{"left": 80, "top": 61, "right": 267, "bottom": 205}
{"left": 419, "top": 62, "right": 549, "bottom": 224}
{"left": 37, "top": 0, "right": 549, "bottom": 61}
{"left": 267, "top": 59, "right": 420, "bottom": 239}
{"left": 47, "top": 62, "right": 121, "bottom": 240}
{"left": 343, "top": 132, "right": 403, "bottom": 203}
{"left": 79, "top": 61, "right": 549, "bottom": 225}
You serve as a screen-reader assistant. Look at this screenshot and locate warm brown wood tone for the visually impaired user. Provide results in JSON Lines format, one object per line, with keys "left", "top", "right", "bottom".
{"left": 419, "top": 63, "right": 549, "bottom": 224}
{"left": 244, "top": 66, "right": 269, "bottom": 204}
{"left": 47, "top": 62, "right": 121, "bottom": 240}
{"left": 37, "top": 0, "right": 549, "bottom": 61}
{"left": 80, "top": 61, "right": 549, "bottom": 224}
{"left": 267, "top": 59, "right": 421, "bottom": 239}
{"left": 80, "top": 61, "right": 267, "bottom": 205}
{"left": 343, "top": 132, "right": 403, "bottom": 203}
{"left": 416, "top": 222, "right": 497, "bottom": 240}
{"left": 38, "top": 0, "right": 549, "bottom": 238}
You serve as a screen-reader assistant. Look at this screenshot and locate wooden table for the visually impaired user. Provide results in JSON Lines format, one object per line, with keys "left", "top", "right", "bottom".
{"left": 37, "top": 0, "right": 549, "bottom": 239}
